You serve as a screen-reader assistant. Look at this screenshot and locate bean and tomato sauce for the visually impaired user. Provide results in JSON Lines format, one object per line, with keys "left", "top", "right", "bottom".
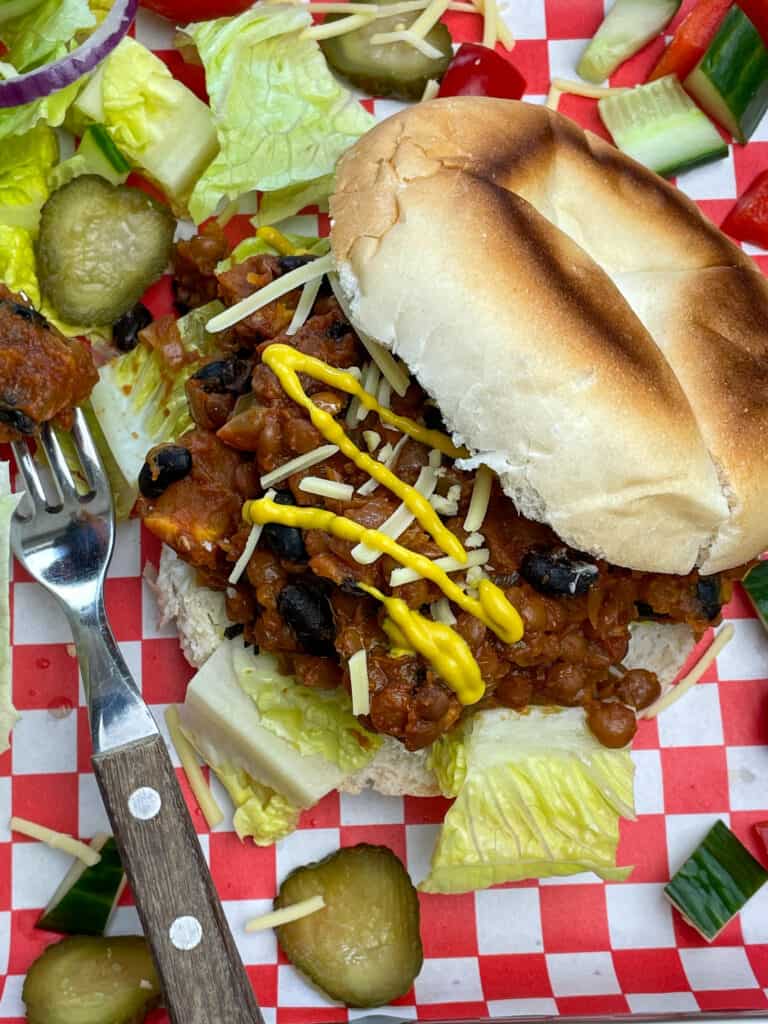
{"left": 137, "top": 231, "right": 741, "bottom": 751}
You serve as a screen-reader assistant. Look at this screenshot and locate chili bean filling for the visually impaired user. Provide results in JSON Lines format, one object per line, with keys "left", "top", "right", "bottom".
{"left": 137, "top": 232, "right": 744, "bottom": 751}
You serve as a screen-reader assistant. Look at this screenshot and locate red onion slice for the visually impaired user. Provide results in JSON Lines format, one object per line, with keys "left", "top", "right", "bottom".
{"left": 0, "top": 0, "right": 138, "bottom": 108}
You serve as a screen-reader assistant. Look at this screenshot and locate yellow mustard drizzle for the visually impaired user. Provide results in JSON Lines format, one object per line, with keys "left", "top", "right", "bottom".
{"left": 261, "top": 343, "right": 467, "bottom": 562}
{"left": 244, "top": 498, "right": 525, "bottom": 649}
{"left": 361, "top": 585, "right": 484, "bottom": 705}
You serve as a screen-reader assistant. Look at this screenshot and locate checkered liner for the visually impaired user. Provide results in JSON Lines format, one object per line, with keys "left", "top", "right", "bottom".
{"left": 2, "top": 1, "right": 768, "bottom": 1020}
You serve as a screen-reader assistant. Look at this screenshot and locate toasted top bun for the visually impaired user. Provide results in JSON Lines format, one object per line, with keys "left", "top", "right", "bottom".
{"left": 330, "top": 97, "right": 768, "bottom": 575}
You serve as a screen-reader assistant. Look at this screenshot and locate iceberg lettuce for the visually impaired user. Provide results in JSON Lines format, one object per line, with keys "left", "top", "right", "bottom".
{"left": 213, "top": 765, "right": 300, "bottom": 845}
{"left": 0, "top": 224, "right": 40, "bottom": 303}
{"left": 185, "top": 5, "right": 374, "bottom": 223}
{"left": 422, "top": 707, "right": 636, "bottom": 893}
{"left": 217, "top": 231, "right": 330, "bottom": 273}
{"left": 255, "top": 174, "right": 334, "bottom": 228}
{"left": 0, "top": 124, "right": 58, "bottom": 232}
{"left": 0, "top": 464, "right": 22, "bottom": 753}
{"left": 0, "top": 0, "right": 94, "bottom": 72}
{"left": 0, "top": 76, "right": 80, "bottom": 141}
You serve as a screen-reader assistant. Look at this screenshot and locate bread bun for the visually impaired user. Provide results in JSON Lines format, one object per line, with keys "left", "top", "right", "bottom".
{"left": 330, "top": 97, "right": 768, "bottom": 575}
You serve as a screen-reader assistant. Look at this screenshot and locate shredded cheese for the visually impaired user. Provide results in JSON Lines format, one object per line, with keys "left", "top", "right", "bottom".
{"left": 421, "top": 77, "right": 440, "bottom": 101}
{"left": 547, "top": 78, "right": 630, "bottom": 111}
{"left": 546, "top": 85, "right": 562, "bottom": 110}
{"left": 303, "top": 12, "right": 375, "bottom": 38}
{"left": 358, "top": 433, "right": 408, "bottom": 496}
{"left": 229, "top": 488, "right": 276, "bottom": 584}
{"left": 641, "top": 624, "right": 735, "bottom": 719}
{"left": 260, "top": 444, "right": 339, "bottom": 489}
{"left": 10, "top": 818, "right": 101, "bottom": 866}
{"left": 409, "top": 0, "right": 449, "bottom": 37}
{"left": 165, "top": 706, "right": 224, "bottom": 829}
{"left": 430, "top": 597, "right": 456, "bottom": 625}
{"left": 390, "top": 547, "right": 490, "bottom": 587}
{"left": 352, "top": 465, "right": 439, "bottom": 563}
{"left": 245, "top": 895, "right": 326, "bottom": 933}
{"left": 299, "top": 477, "right": 355, "bottom": 501}
{"left": 481, "top": 0, "right": 497, "bottom": 49}
{"left": 356, "top": 362, "right": 382, "bottom": 423}
{"left": 466, "top": 531, "right": 485, "bottom": 549}
{"left": 471, "top": 0, "right": 514, "bottom": 49}
{"left": 349, "top": 649, "right": 370, "bottom": 716}
{"left": 287, "top": 276, "right": 323, "bottom": 336}
{"left": 428, "top": 449, "right": 443, "bottom": 469}
{"left": 463, "top": 464, "right": 493, "bottom": 533}
{"left": 430, "top": 493, "right": 458, "bottom": 516}
{"left": 376, "top": 375, "right": 392, "bottom": 410}
{"left": 207, "top": 254, "right": 334, "bottom": 333}
{"left": 369, "top": 29, "right": 443, "bottom": 57}
{"left": 363, "top": 429, "right": 381, "bottom": 452}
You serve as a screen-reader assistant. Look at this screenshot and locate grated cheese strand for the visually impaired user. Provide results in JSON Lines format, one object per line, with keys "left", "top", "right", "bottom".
{"left": 390, "top": 547, "right": 490, "bottom": 587}
{"left": 349, "top": 649, "right": 370, "bottom": 716}
{"left": 463, "top": 464, "right": 493, "bottom": 533}
{"left": 287, "top": 276, "right": 324, "bottom": 336}
{"left": 376, "top": 375, "right": 392, "bottom": 410}
{"left": 229, "top": 488, "right": 276, "bottom": 584}
{"left": 165, "top": 706, "right": 224, "bottom": 829}
{"left": 356, "top": 362, "right": 382, "bottom": 423}
{"left": 352, "top": 465, "right": 438, "bottom": 563}
{"left": 369, "top": 29, "right": 443, "bottom": 57}
{"left": 421, "top": 78, "right": 440, "bottom": 101}
{"left": 303, "top": 13, "right": 376, "bottom": 38}
{"left": 245, "top": 895, "right": 326, "bottom": 933}
{"left": 546, "top": 85, "right": 562, "bottom": 110}
{"left": 481, "top": 0, "right": 497, "bottom": 49}
{"left": 552, "top": 78, "right": 630, "bottom": 99}
{"left": 358, "top": 433, "right": 408, "bottom": 496}
{"left": 207, "top": 254, "right": 334, "bottom": 332}
{"left": 641, "top": 624, "right": 735, "bottom": 719}
{"left": 299, "top": 477, "right": 355, "bottom": 501}
{"left": 363, "top": 429, "right": 381, "bottom": 452}
{"left": 430, "top": 597, "right": 457, "bottom": 625}
{"left": 409, "top": 0, "right": 449, "bottom": 37}
{"left": 260, "top": 444, "right": 339, "bottom": 489}
{"left": 10, "top": 818, "right": 101, "bottom": 866}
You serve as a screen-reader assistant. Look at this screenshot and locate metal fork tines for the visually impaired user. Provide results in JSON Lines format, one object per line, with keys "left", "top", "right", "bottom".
{"left": 10, "top": 409, "right": 156, "bottom": 754}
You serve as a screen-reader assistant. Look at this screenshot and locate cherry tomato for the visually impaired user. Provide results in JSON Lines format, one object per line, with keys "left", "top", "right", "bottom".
{"left": 437, "top": 42, "right": 526, "bottom": 100}
{"left": 139, "top": 0, "right": 255, "bottom": 20}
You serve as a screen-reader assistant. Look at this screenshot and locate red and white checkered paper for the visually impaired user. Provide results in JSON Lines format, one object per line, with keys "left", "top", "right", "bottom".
{"left": 2, "top": 1, "right": 768, "bottom": 1020}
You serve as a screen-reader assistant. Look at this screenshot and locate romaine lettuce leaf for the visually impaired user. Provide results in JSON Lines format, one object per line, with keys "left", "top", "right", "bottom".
{"left": 214, "top": 764, "right": 300, "bottom": 845}
{"left": 0, "top": 0, "right": 94, "bottom": 72}
{"left": 0, "top": 124, "right": 58, "bottom": 232}
{"left": 0, "top": 464, "right": 22, "bottom": 754}
{"left": 234, "top": 645, "right": 380, "bottom": 774}
{"left": 0, "top": 224, "right": 40, "bottom": 303}
{"left": 255, "top": 174, "right": 334, "bottom": 228}
{"left": 422, "top": 707, "right": 636, "bottom": 893}
{"left": 217, "top": 231, "right": 330, "bottom": 273}
{"left": 185, "top": 5, "right": 374, "bottom": 223}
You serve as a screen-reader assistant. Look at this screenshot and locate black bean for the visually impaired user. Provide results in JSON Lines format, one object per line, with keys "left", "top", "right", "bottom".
{"left": 224, "top": 623, "right": 245, "bottom": 639}
{"left": 635, "top": 601, "right": 664, "bottom": 621}
{"left": 138, "top": 444, "right": 193, "bottom": 499}
{"left": 113, "top": 302, "right": 153, "bottom": 352}
{"left": 520, "top": 546, "right": 599, "bottom": 597}
{"left": 0, "top": 401, "right": 36, "bottom": 435}
{"left": 423, "top": 404, "right": 446, "bottom": 432}
{"left": 695, "top": 575, "right": 722, "bottom": 621}
{"left": 7, "top": 301, "right": 48, "bottom": 328}
{"left": 191, "top": 357, "right": 252, "bottom": 395}
{"left": 263, "top": 489, "right": 308, "bottom": 562}
{"left": 277, "top": 580, "right": 336, "bottom": 657}
{"left": 327, "top": 320, "right": 351, "bottom": 340}
{"left": 278, "top": 255, "right": 315, "bottom": 273}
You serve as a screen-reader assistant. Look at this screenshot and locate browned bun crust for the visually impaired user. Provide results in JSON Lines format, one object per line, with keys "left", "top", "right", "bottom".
{"left": 330, "top": 97, "right": 768, "bottom": 575}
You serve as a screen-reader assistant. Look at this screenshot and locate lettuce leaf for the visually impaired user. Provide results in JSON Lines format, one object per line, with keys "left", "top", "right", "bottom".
{"left": 0, "top": 0, "right": 94, "bottom": 72}
{"left": 217, "top": 231, "right": 330, "bottom": 273}
{"left": 214, "top": 765, "right": 300, "bottom": 845}
{"left": 0, "top": 464, "right": 22, "bottom": 753}
{"left": 422, "top": 707, "right": 636, "bottom": 893}
{"left": 255, "top": 174, "right": 334, "bottom": 228}
{"left": 185, "top": 5, "right": 374, "bottom": 223}
{"left": 234, "top": 645, "right": 380, "bottom": 774}
{"left": 0, "top": 224, "right": 40, "bottom": 303}
{"left": 0, "top": 76, "right": 80, "bottom": 141}
{"left": 0, "top": 124, "right": 58, "bottom": 232}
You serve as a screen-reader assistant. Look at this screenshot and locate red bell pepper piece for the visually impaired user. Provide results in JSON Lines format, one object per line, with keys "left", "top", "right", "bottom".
{"left": 754, "top": 821, "right": 768, "bottom": 860}
{"left": 438, "top": 43, "right": 526, "bottom": 100}
{"left": 722, "top": 169, "right": 768, "bottom": 248}
{"left": 648, "top": 0, "right": 732, "bottom": 82}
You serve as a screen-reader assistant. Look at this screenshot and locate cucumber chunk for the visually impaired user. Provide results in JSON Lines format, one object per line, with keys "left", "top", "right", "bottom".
{"left": 50, "top": 127, "right": 131, "bottom": 192}
{"left": 599, "top": 74, "right": 727, "bottom": 176}
{"left": 685, "top": 6, "right": 768, "bottom": 143}
{"left": 275, "top": 844, "right": 423, "bottom": 1007}
{"left": 321, "top": 0, "right": 452, "bottom": 101}
{"left": 37, "top": 835, "right": 125, "bottom": 936}
{"left": 22, "top": 936, "right": 161, "bottom": 1024}
{"left": 664, "top": 820, "right": 768, "bottom": 941}
{"left": 36, "top": 176, "right": 175, "bottom": 326}
{"left": 743, "top": 561, "right": 768, "bottom": 632}
{"left": 578, "top": 0, "right": 681, "bottom": 84}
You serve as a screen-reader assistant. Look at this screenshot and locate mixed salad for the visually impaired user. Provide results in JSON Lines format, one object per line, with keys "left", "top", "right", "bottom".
{"left": 0, "top": 0, "right": 767, "bottom": 1018}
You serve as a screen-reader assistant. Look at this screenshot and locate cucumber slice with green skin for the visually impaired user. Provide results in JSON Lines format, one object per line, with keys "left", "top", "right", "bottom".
{"left": 743, "top": 561, "right": 768, "bottom": 631}
{"left": 599, "top": 74, "right": 727, "bottom": 176}
{"left": 22, "top": 936, "right": 161, "bottom": 1024}
{"left": 79, "top": 126, "right": 131, "bottom": 185}
{"left": 685, "top": 6, "right": 768, "bottom": 144}
{"left": 37, "top": 835, "right": 126, "bottom": 936}
{"left": 578, "top": 0, "right": 681, "bottom": 84}
{"left": 36, "top": 175, "right": 175, "bottom": 326}
{"left": 321, "top": 0, "right": 453, "bottom": 101}
{"left": 664, "top": 820, "right": 768, "bottom": 942}
{"left": 275, "top": 844, "right": 423, "bottom": 1007}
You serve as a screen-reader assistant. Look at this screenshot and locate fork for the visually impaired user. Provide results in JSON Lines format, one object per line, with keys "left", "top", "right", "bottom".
{"left": 11, "top": 410, "right": 263, "bottom": 1024}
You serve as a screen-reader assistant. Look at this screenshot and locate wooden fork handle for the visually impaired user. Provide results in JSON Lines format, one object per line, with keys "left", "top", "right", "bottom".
{"left": 93, "top": 733, "right": 264, "bottom": 1024}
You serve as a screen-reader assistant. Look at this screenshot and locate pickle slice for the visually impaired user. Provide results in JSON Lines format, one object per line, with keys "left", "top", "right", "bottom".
{"left": 275, "top": 843, "right": 423, "bottom": 1007}
{"left": 37, "top": 175, "right": 175, "bottom": 326}
{"left": 321, "top": 0, "right": 452, "bottom": 101}
{"left": 22, "top": 935, "right": 161, "bottom": 1024}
